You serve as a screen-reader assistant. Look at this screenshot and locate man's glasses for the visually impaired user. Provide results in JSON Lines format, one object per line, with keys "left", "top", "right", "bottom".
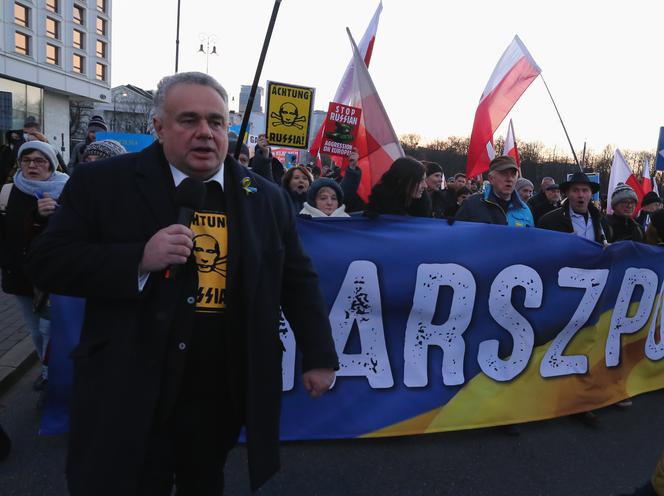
{"left": 20, "top": 157, "right": 49, "bottom": 167}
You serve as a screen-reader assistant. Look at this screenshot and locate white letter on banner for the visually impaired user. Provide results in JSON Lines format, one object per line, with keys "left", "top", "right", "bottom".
{"left": 329, "top": 261, "right": 393, "bottom": 388}
{"left": 279, "top": 311, "right": 296, "bottom": 391}
{"left": 479, "top": 265, "right": 542, "bottom": 382}
{"left": 645, "top": 281, "right": 664, "bottom": 361}
{"left": 606, "top": 268, "right": 658, "bottom": 367}
{"left": 540, "top": 268, "right": 609, "bottom": 378}
{"left": 404, "top": 264, "right": 475, "bottom": 387}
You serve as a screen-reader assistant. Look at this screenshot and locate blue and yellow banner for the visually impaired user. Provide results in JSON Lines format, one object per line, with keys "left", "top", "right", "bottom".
{"left": 42, "top": 217, "right": 664, "bottom": 439}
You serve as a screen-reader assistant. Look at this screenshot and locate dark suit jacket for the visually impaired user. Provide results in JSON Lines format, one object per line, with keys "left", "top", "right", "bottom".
{"left": 27, "top": 142, "right": 338, "bottom": 494}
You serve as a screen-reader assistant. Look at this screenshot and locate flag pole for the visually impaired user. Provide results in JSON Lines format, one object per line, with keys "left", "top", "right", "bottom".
{"left": 540, "top": 75, "right": 582, "bottom": 171}
{"left": 174, "top": 0, "right": 181, "bottom": 73}
{"left": 234, "top": 0, "right": 282, "bottom": 159}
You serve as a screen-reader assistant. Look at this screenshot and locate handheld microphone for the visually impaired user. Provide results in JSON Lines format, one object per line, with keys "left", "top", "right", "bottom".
{"left": 167, "top": 177, "right": 206, "bottom": 279}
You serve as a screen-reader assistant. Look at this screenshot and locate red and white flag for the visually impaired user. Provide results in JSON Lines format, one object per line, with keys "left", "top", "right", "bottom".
{"left": 347, "top": 28, "right": 403, "bottom": 201}
{"left": 502, "top": 119, "right": 521, "bottom": 167}
{"left": 642, "top": 158, "right": 653, "bottom": 194}
{"left": 309, "top": 2, "right": 383, "bottom": 158}
{"left": 467, "top": 36, "right": 541, "bottom": 178}
{"left": 607, "top": 149, "right": 644, "bottom": 215}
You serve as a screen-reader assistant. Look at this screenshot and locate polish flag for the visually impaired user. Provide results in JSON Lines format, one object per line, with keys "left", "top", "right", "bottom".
{"left": 642, "top": 158, "right": 653, "bottom": 194}
{"left": 309, "top": 2, "right": 383, "bottom": 158}
{"left": 502, "top": 119, "right": 521, "bottom": 167}
{"left": 347, "top": 28, "right": 403, "bottom": 201}
{"left": 607, "top": 149, "right": 644, "bottom": 216}
{"left": 467, "top": 36, "right": 541, "bottom": 178}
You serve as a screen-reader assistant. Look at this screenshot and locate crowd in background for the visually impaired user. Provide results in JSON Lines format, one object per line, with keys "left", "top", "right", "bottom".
{"left": 1, "top": 118, "right": 663, "bottom": 493}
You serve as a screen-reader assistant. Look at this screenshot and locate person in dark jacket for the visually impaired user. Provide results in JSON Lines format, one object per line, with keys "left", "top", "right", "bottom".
{"left": 537, "top": 171, "right": 611, "bottom": 423}
{"left": 455, "top": 156, "right": 534, "bottom": 227}
{"left": 538, "top": 172, "right": 609, "bottom": 244}
{"left": 247, "top": 134, "right": 285, "bottom": 185}
{"left": 645, "top": 209, "right": 664, "bottom": 245}
{"left": 26, "top": 72, "right": 337, "bottom": 495}
{"left": 281, "top": 164, "right": 314, "bottom": 213}
{"left": 532, "top": 183, "right": 562, "bottom": 226}
{"left": 67, "top": 115, "right": 108, "bottom": 171}
{"left": 636, "top": 191, "right": 662, "bottom": 230}
{"left": 606, "top": 183, "right": 645, "bottom": 242}
{"left": 0, "top": 140, "right": 69, "bottom": 391}
{"left": 422, "top": 161, "right": 446, "bottom": 218}
{"left": 443, "top": 186, "right": 471, "bottom": 217}
{"left": 528, "top": 176, "right": 555, "bottom": 212}
{"left": 365, "top": 157, "right": 429, "bottom": 217}
{"left": 1, "top": 117, "right": 52, "bottom": 185}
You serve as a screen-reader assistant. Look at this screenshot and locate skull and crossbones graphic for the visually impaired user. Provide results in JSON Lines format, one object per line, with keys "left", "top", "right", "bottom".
{"left": 270, "top": 102, "right": 307, "bottom": 130}
{"left": 192, "top": 234, "right": 227, "bottom": 277}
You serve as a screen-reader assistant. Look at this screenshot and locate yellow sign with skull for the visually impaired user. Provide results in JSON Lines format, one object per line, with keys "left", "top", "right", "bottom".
{"left": 265, "top": 81, "right": 315, "bottom": 149}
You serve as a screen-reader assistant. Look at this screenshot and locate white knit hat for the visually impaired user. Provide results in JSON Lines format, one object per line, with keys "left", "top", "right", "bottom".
{"left": 17, "top": 141, "right": 59, "bottom": 171}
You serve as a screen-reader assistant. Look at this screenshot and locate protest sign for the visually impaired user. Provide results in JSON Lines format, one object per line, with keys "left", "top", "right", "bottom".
{"left": 271, "top": 147, "right": 300, "bottom": 167}
{"left": 320, "top": 102, "right": 362, "bottom": 157}
{"left": 265, "top": 81, "right": 314, "bottom": 149}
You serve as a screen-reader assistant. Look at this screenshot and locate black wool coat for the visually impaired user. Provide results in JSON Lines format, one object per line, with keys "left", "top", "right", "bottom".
{"left": 537, "top": 200, "right": 611, "bottom": 244}
{"left": 27, "top": 142, "right": 338, "bottom": 495}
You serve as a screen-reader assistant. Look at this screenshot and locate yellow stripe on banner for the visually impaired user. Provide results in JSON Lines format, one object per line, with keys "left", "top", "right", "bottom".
{"left": 363, "top": 301, "right": 664, "bottom": 438}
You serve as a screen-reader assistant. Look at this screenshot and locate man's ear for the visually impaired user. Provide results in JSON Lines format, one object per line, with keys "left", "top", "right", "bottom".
{"left": 153, "top": 116, "right": 163, "bottom": 143}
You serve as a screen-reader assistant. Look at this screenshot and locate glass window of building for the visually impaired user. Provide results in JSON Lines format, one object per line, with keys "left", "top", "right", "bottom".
{"left": 14, "top": 3, "right": 29, "bottom": 27}
{"left": 15, "top": 32, "right": 30, "bottom": 55}
{"left": 95, "top": 62, "right": 106, "bottom": 81}
{"left": 73, "top": 5, "right": 84, "bottom": 25}
{"left": 96, "top": 40, "right": 106, "bottom": 59}
{"left": 46, "top": 0, "right": 58, "bottom": 13}
{"left": 0, "top": 77, "right": 43, "bottom": 135}
{"left": 96, "top": 17, "right": 106, "bottom": 36}
{"left": 96, "top": 0, "right": 106, "bottom": 13}
{"left": 46, "top": 43, "right": 60, "bottom": 65}
{"left": 46, "top": 17, "right": 60, "bottom": 39}
{"left": 73, "top": 54, "right": 84, "bottom": 74}
{"left": 73, "top": 29, "right": 84, "bottom": 49}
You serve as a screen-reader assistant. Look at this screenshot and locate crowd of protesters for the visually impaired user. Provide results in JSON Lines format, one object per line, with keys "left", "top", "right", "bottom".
{"left": 1, "top": 108, "right": 663, "bottom": 493}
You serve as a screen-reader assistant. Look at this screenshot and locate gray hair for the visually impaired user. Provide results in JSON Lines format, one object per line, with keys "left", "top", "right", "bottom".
{"left": 152, "top": 72, "right": 228, "bottom": 119}
{"left": 541, "top": 176, "right": 554, "bottom": 185}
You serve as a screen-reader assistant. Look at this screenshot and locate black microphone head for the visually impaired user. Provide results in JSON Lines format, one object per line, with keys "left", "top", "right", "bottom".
{"left": 175, "top": 177, "right": 206, "bottom": 211}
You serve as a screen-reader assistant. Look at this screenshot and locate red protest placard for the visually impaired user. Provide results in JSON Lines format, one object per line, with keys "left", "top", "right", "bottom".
{"left": 320, "top": 102, "right": 362, "bottom": 157}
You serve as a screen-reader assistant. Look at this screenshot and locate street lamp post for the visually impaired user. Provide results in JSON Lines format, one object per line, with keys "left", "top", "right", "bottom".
{"left": 198, "top": 34, "right": 218, "bottom": 74}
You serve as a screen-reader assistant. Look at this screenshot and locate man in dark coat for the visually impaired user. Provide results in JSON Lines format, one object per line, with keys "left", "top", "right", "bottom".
{"left": 528, "top": 176, "right": 555, "bottom": 212}
{"left": 538, "top": 172, "right": 610, "bottom": 245}
{"left": 27, "top": 72, "right": 338, "bottom": 495}
{"left": 532, "top": 183, "right": 562, "bottom": 226}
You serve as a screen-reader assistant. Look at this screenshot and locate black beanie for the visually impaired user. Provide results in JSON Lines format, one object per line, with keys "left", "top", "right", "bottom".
{"left": 425, "top": 162, "right": 443, "bottom": 177}
{"left": 307, "top": 178, "right": 344, "bottom": 206}
{"left": 642, "top": 191, "right": 661, "bottom": 207}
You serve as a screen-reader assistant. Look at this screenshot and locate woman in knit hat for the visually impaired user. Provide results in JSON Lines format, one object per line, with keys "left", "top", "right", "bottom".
{"left": 515, "top": 177, "right": 534, "bottom": 203}
{"left": 606, "top": 183, "right": 644, "bottom": 242}
{"left": 82, "top": 140, "right": 127, "bottom": 162}
{"left": 0, "top": 141, "right": 69, "bottom": 393}
{"left": 299, "top": 178, "right": 350, "bottom": 218}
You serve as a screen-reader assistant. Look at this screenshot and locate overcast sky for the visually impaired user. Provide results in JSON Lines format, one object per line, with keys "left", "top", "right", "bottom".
{"left": 111, "top": 0, "right": 663, "bottom": 155}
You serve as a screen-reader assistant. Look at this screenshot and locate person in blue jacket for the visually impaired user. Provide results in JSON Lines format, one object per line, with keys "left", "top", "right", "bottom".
{"left": 455, "top": 155, "right": 534, "bottom": 227}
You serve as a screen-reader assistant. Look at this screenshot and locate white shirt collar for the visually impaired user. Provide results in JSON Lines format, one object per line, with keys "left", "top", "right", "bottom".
{"left": 168, "top": 163, "right": 225, "bottom": 190}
